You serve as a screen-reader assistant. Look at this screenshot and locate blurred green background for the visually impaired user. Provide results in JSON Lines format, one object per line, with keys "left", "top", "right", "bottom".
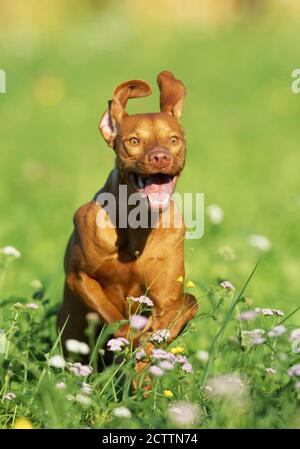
{"left": 0, "top": 0, "right": 300, "bottom": 318}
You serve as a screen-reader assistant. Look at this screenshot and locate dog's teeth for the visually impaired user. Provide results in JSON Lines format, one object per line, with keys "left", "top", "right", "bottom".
{"left": 137, "top": 176, "right": 144, "bottom": 189}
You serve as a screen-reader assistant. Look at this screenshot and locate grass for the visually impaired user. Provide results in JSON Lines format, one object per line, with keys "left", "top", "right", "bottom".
{"left": 0, "top": 7, "right": 300, "bottom": 428}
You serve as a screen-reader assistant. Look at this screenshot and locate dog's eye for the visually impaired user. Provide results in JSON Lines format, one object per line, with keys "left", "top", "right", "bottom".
{"left": 170, "top": 136, "right": 179, "bottom": 144}
{"left": 128, "top": 137, "right": 140, "bottom": 145}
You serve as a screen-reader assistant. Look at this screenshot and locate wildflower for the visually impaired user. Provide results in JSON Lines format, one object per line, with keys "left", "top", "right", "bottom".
{"left": 13, "top": 417, "right": 33, "bottom": 429}
{"left": 268, "top": 325, "right": 286, "bottom": 337}
{"left": 206, "top": 374, "right": 246, "bottom": 400}
{"left": 186, "top": 280, "right": 195, "bottom": 288}
{"left": 86, "top": 312, "right": 100, "bottom": 324}
{"left": 69, "top": 362, "right": 93, "bottom": 377}
{"left": 175, "top": 355, "right": 189, "bottom": 365}
{"left": 182, "top": 363, "right": 193, "bottom": 373}
{"left": 26, "top": 303, "right": 39, "bottom": 310}
{"left": 1, "top": 246, "right": 21, "bottom": 258}
{"left": 3, "top": 392, "right": 16, "bottom": 401}
{"left": 261, "top": 308, "right": 273, "bottom": 316}
{"left": 152, "top": 348, "right": 175, "bottom": 362}
{"left": 159, "top": 360, "right": 174, "bottom": 371}
{"left": 288, "top": 364, "right": 300, "bottom": 377}
{"left": 107, "top": 337, "right": 129, "bottom": 352}
{"left": 236, "top": 311, "right": 257, "bottom": 321}
{"left": 170, "top": 346, "right": 184, "bottom": 354}
{"left": 206, "top": 204, "right": 224, "bottom": 225}
{"left": 252, "top": 336, "right": 265, "bottom": 345}
{"left": 128, "top": 295, "right": 153, "bottom": 307}
{"left": 163, "top": 389, "right": 173, "bottom": 398}
{"left": 273, "top": 309, "right": 284, "bottom": 317}
{"left": 112, "top": 407, "right": 132, "bottom": 418}
{"left": 81, "top": 382, "right": 92, "bottom": 395}
{"left": 220, "top": 280, "right": 235, "bottom": 291}
{"left": 196, "top": 350, "right": 209, "bottom": 362}
{"left": 99, "top": 348, "right": 105, "bottom": 356}
{"left": 168, "top": 401, "right": 200, "bottom": 427}
{"left": 0, "top": 330, "right": 7, "bottom": 354}
{"left": 248, "top": 234, "right": 271, "bottom": 252}
{"left": 66, "top": 394, "right": 75, "bottom": 401}
{"left": 151, "top": 329, "right": 170, "bottom": 343}
{"left": 135, "top": 349, "right": 146, "bottom": 361}
{"left": 65, "top": 339, "right": 90, "bottom": 355}
{"left": 265, "top": 367, "right": 276, "bottom": 375}
{"left": 130, "top": 314, "right": 148, "bottom": 330}
{"left": 149, "top": 366, "right": 164, "bottom": 377}
{"left": 75, "top": 394, "right": 92, "bottom": 406}
{"left": 55, "top": 382, "right": 66, "bottom": 389}
{"left": 177, "top": 276, "right": 184, "bottom": 283}
{"left": 289, "top": 329, "right": 300, "bottom": 342}
{"left": 49, "top": 355, "right": 66, "bottom": 369}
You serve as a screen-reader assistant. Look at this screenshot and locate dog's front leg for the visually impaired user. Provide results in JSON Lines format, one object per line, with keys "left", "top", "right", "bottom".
{"left": 66, "top": 271, "right": 129, "bottom": 338}
{"left": 151, "top": 293, "right": 198, "bottom": 344}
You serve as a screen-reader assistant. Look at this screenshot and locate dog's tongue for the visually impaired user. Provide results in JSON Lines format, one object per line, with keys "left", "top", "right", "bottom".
{"left": 143, "top": 174, "right": 173, "bottom": 209}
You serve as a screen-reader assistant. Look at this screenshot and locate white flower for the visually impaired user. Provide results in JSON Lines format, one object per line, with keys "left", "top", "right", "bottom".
{"left": 81, "top": 382, "right": 92, "bottom": 395}
{"left": 112, "top": 406, "right": 132, "bottom": 418}
{"left": 265, "top": 367, "right": 276, "bottom": 375}
{"left": 273, "top": 309, "right": 284, "bottom": 317}
{"left": 206, "top": 204, "right": 224, "bottom": 225}
{"left": 130, "top": 314, "right": 148, "bottom": 330}
{"left": 65, "top": 339, "right": 90, "bottom": 355}
{"left": 135, "top": 349, "right": 146, "bottom": 361}
{"left": 288, "top": 364, "right": 300, "bottom": 377}
{"left": 196, "top": 350, "right": 209, "bottom": 362}
{"left": 182, "top": 363, "right": 193, "bottom": 373}
{"left": 168, "top": 401, "right": 200, "bottom": 427}
{"left": 55, "top": 382, "right": 66, "bottom": 389}
{"left": 75, "top": 394, "right": 92, "bottom": 406}
{"left": 3, "top": 392, "right": 16, "bottom": 401}
{"left": 0, "top": 330, "right": 7, "bottom": 354}
{"left": 26, "top": 303, "right": 39, "bottom": 310}
{"left": 206, "top": 374, "right": 246, "bottom": 401}
{"left": 68, "top": 362, "right": 93, "bottom": 377}
{"left": 248, "top": 234, "right": 271, "bottom": 252}
{"left": 261, "top": 308, "right": 274, "bottom": 316}
{"left": 49, "top": 355, "right": 66, "bottom": 369}
{"left": 149, "top": 366, "right": 164, "bottom": 377}
{"left": 268, "top": 325, "right": 286, "bottom": 337}
{"left": 159, "top": 360, "right": 174, "bottom": 371}
{"left": 220, "top": 280, "right": 235, "bottom": 291}
{"left": 236, "top": 311, "right": 257, "bottom": 321}
{"left": 107, "top": 337, "right": 129, "bottom": 352}
{"left": 289, "top": 329, "right": 300, "bottom": 342}
{"left": 150, "top": 329, "right": 170, "bottom": 343}
{"left": 1, "top": 246, "right": 21, "bottom": 258}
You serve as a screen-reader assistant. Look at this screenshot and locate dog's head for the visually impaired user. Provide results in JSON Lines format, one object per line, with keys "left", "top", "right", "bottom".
{"left": 99, "top": 71, "right": 186, "bottom": 210}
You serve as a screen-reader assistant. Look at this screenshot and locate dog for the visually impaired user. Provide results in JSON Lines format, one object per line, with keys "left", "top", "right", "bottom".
{"left": 57, "top": 71, "right": 198, "bottom": 364}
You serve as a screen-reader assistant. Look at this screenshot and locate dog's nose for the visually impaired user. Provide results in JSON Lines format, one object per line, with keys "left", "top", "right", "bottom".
{"left": 148, "top": 149, "right": 171, "bottom": 169}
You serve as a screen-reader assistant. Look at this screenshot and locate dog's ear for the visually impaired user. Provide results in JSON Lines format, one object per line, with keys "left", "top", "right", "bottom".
{"left": 157, "top": 71, "right": 186, "bottom": 120}
{"left": 99, "top": 80, "right": 152, "bottom": 147}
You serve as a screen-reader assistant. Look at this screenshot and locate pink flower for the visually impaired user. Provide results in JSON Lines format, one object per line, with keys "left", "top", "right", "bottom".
{"left": 26, "top": 303, "right": 39, "bottom": 310}
{"left": 220, "top": 280, "right": 235, "bottom": 291}
{"left": 288, "top": 364, "right": 300, "bottom": 377}
{"left": 236, "top": 311, "right": 257, "bottom": 321}
{"left": 130, "top": 314, "right": 148, "bottom": 330}
{"left": 149, "top": 366, "right": 164, "bottom": 377}
{"left": 128, "top": 295, "right": 153, "bottom": 307}
{"left": 182, "top": 363, "right": 193, "bottom": 373}
{"left": 68, "top": 362, "right": 93, "bottom": 377}
{"left": 107, "top": 338, "right": 129, "bottom": 352}
{"left": 135, "top": 349, "right": 146, "bottom": 361}
{"left": 159, "top": 360, "right": 174, "bottom": 371}
{"left": 152, "top": 349, "right": 175, "bottom": 362}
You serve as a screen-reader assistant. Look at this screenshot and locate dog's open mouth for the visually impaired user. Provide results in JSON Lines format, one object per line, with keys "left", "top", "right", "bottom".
{"left": 130, "top": 173, "right": 178, "bottom": 209}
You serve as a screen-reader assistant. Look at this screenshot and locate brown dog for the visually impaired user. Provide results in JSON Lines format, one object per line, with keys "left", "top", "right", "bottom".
{"left": 57, "top": 71, "right": 198, "bottom": 360}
